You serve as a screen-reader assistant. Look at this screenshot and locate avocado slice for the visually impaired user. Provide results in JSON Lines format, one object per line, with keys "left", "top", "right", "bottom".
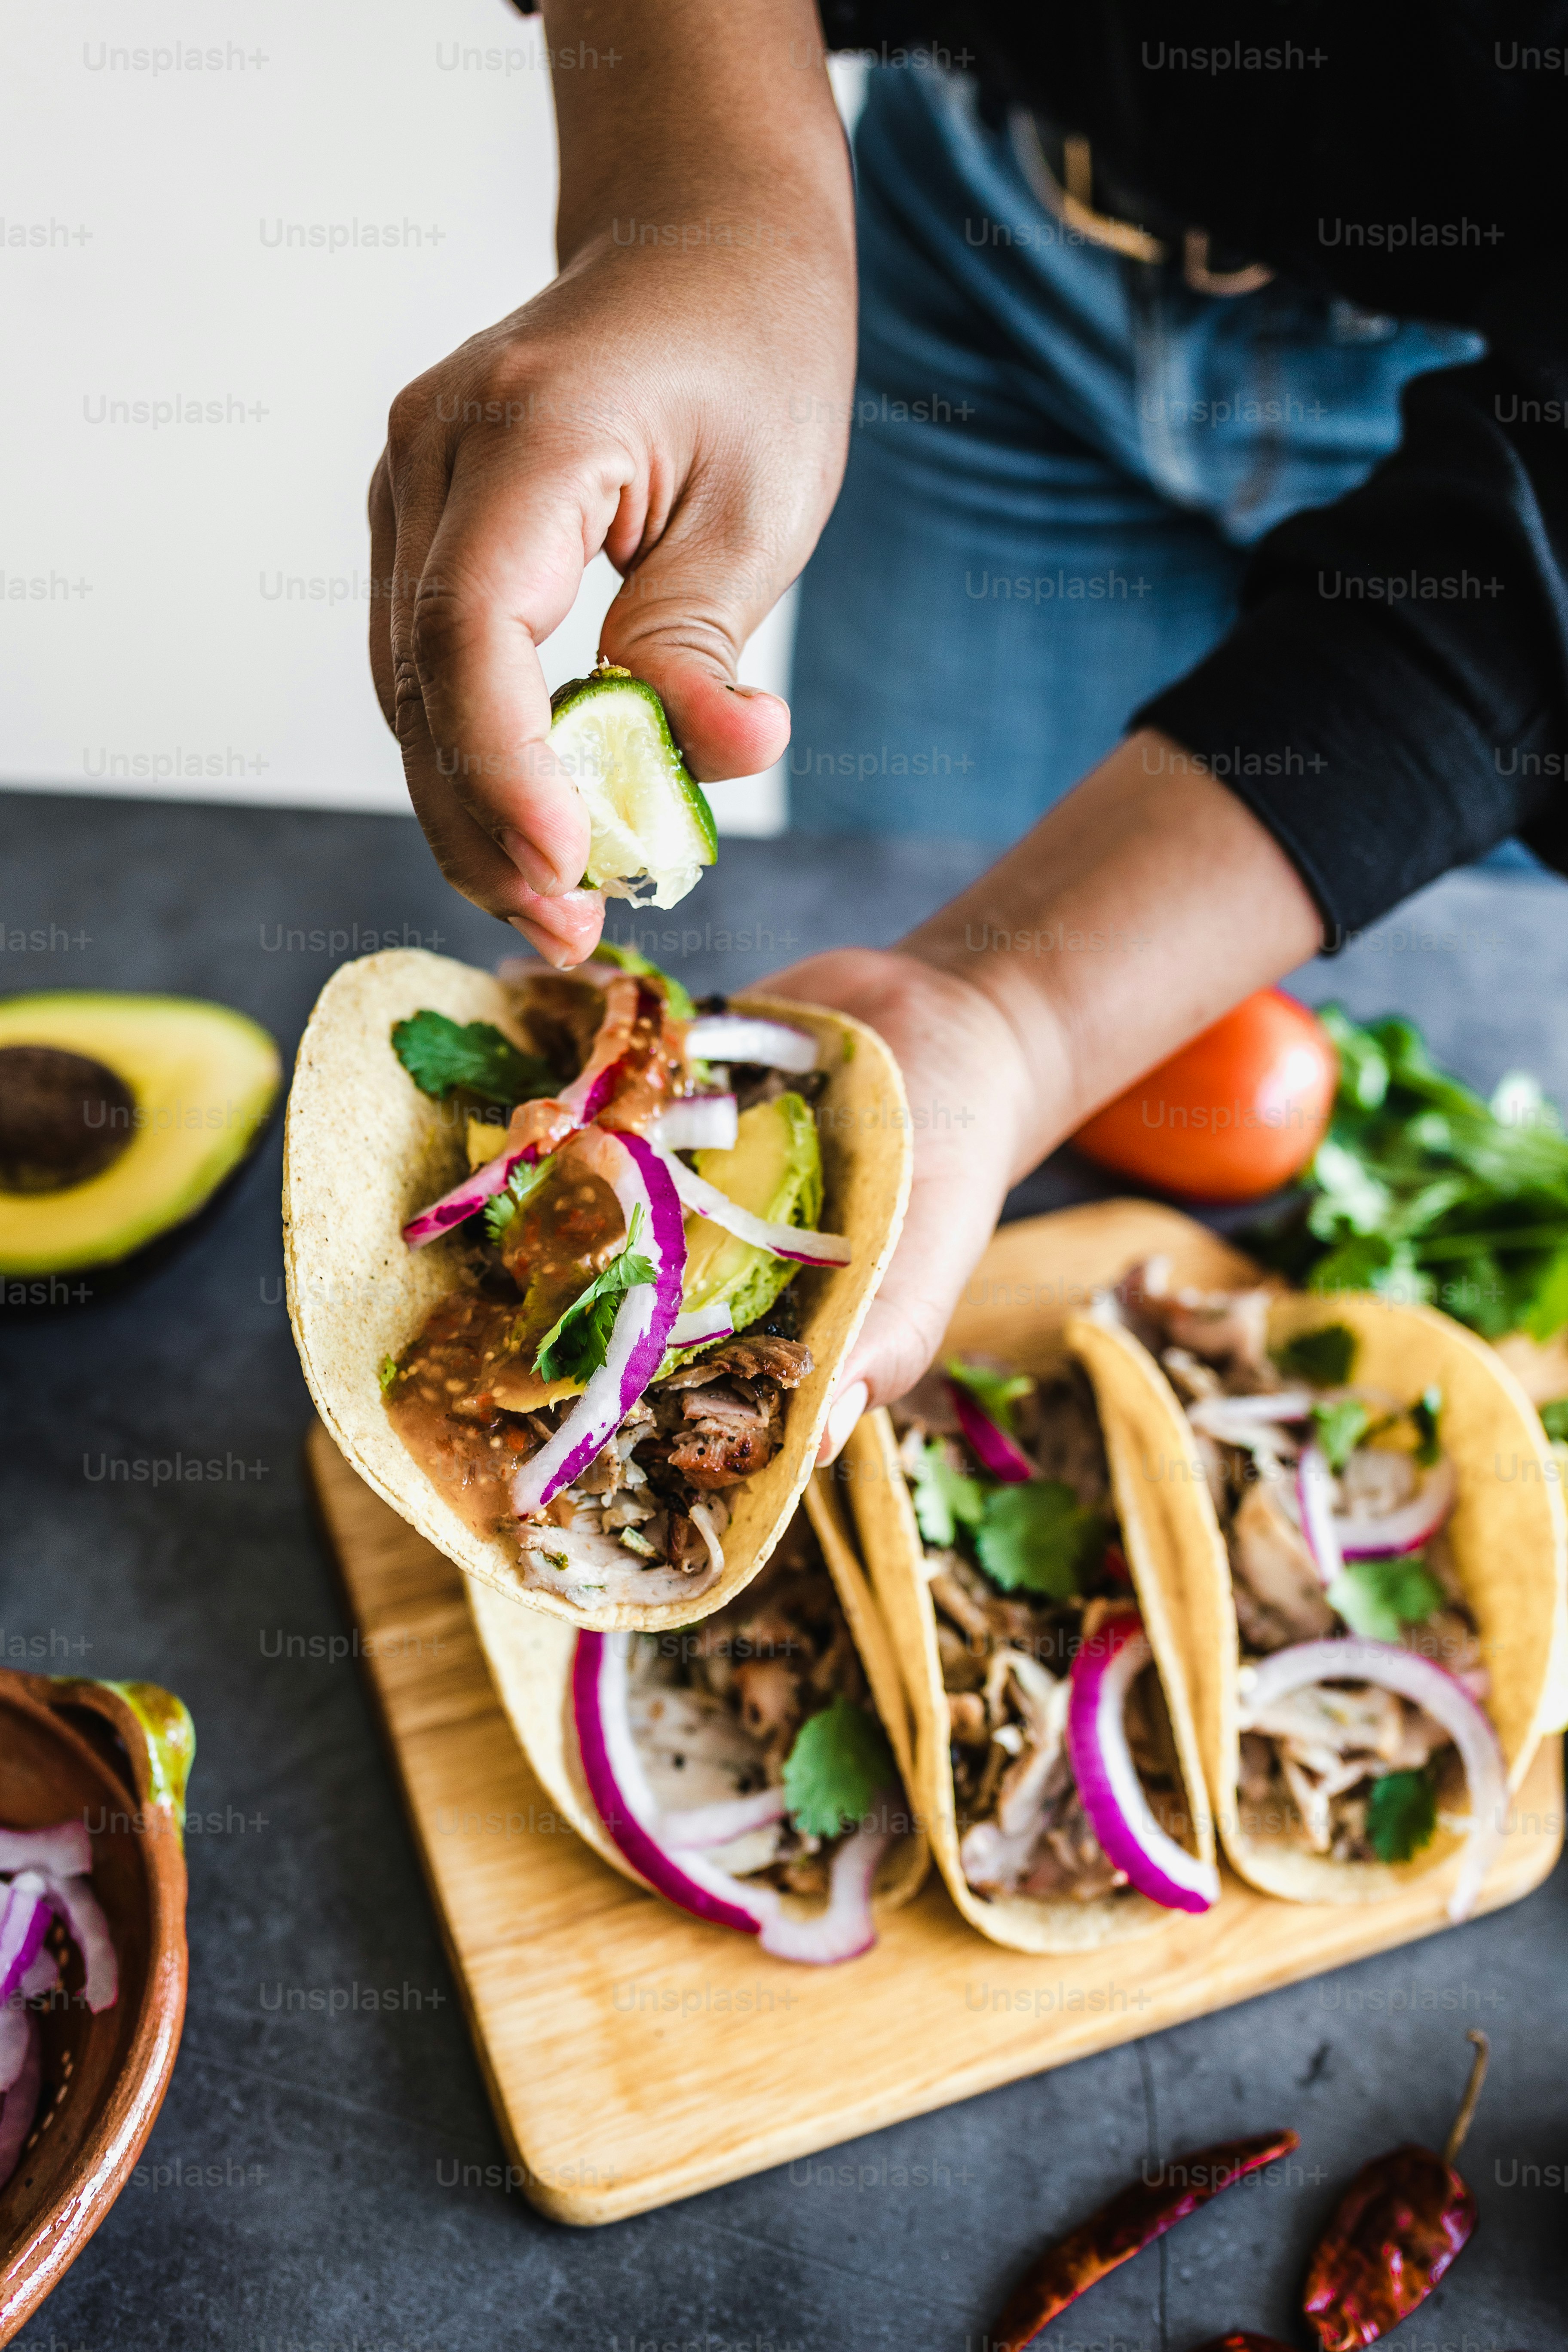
{"left": 676, "top": 1091, "right": 822, "bottom": 1342}
{"left": 0, "top": 992, "right": 280, "bottom": 1280}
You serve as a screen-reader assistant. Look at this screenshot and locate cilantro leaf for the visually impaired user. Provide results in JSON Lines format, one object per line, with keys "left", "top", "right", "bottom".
{"left": 1311, "top": 1396, "right": 1372, "bottom": 1473}
{"left": 975, "top": 1482, "right": 1104, "bottom": 1599}
{"left": 1411, "top": 1385, "right": 1443, "bottom": 1466}
{"left": 1366, "top": 1768, "right": 1438, "bottom": 1863}
{"left": 391, "top": 1010, "right": 556, "bottom": 1106}
{"left": 1540, "top": 1396, "right": 1568, "bottom": 1445}
{"left": 378, "top": 1355, "right": 400, "bottom": 1394}
{"left": 484, "top": 1153, "right": 554, "bottom": 1241}
{"left": 1327, "top": 1555, "right": 1446, "bottom": 1641}
{"left": 592, "top": 941, "right": 697, "bottom": 1022}
{"left": 945, "top": 1357, "right": 1035, "bottom": 1435}
{"left": 782, "top": 1695, "right": 895, "bottom": 1837}
{"left": 1273, "top": 1323, "right": 1357, "bottom": 1387}
{"left": 533, "top": 1206, "right": 656, "bottom": 1384}
{"left": 910, "top": 1439, "right": 987, "bottom": 1548}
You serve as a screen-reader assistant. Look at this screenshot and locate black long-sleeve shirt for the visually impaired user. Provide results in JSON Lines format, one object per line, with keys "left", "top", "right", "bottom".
{"left": 821, "top": 2, "right": 1568, "bottom": 933}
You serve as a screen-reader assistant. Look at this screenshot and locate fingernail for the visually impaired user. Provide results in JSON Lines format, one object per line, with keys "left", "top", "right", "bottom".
{"left": 819, "top": 1380, "right": 869, "bottom": 1464}
{"left": 729, "top": 685, "right": 786, "bottom": 706}
{"left": 500, "top": 828, "right": 570, "bottom": 897}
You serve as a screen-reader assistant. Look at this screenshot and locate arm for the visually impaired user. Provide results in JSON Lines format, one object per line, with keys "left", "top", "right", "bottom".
{"left": 769, "top": 729, "right": 1323, "bottom": 1454}
{"left": 368, "top": 0, "right": 855, "bottom": 965}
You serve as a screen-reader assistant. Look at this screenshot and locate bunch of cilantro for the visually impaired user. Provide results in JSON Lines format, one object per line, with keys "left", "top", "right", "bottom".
{"left": 1250, "top": 1006, "right": 1568, "bottom": 1343}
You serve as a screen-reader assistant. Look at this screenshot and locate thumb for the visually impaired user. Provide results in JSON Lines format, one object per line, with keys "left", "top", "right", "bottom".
{"left": 597, "top": 511, "right": 792, "bottom": 783}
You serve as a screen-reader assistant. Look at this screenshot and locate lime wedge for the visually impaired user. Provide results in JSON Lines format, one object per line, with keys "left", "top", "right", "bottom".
{"left": 548, "top": 664, "right": 717, "bottom": 909}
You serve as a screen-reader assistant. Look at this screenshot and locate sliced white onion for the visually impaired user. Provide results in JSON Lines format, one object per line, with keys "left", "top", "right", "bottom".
{"left": 685, "top": 1015, "right": 818, "bottom": 1073}
{"left": 662, "top": 1785, "right": 787, "bottom": 1851}
{"left": 1237, "top": 1636, "right": 1506, "bottom": 1919}
{"left": 1187, "top": 1390, "right": 1314, "bottom": 1436}
{"left": 1065, "top": 1613, "right": 1219, "bottom": 1914}
{"left": 667, "top": 1301, "right": 736, "bottom": 1350}
{"left": 649, "top": 1094, "right": 739, "bottom": 1154}
{"left": 509, "top": 1130, "right": 687, "bottom": 1517}
{"left": 688, "top": 1500, "right": 727, "bottom": 1578}
{"left": 573, "top": 1632, "right": 885, "bottom": 1963}
{"left": 1335, "top": 1455, "right": 1457, "bottom": 1560}
{"left": 0, "top": 1825, "right": 90, "bottom": 1878}
{"left": 1295, "top": 1441, "right": 1345, "bottom": 1587}
{"left": 655, "top": 1145, "right": 851, "bottom": 1268}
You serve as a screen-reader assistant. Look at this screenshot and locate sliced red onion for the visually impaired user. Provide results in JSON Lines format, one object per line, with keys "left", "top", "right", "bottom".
{"left": 0, "top": 1825, "right": 90, "bottom": 1878}
{"left": 573, "top": 1633, "right": 883, "bottom": 1963}
{"left": 1237, "top": 1636, "right": 1506, "bottom": 1920}
{"left": 36, "top": 1869, "right": 118, "bottom": 2013}
{"left": 0, "top": 1877, "right": 51, "bottom": 2005}
{"left": 685, "top": 1015, "right": 818, "bottom": 1074}
{"left": 1066, "top": 1611, "right": 1220, "bottom": 1915}
{"left": 947, "top": 1381, "right": 1035, "bottom": 1484}
{"left": 1295, "top": 1441, "right": 1345, "bottom": 1588}
{"left": 1335, "top": 1455, "right": 1457, "bottom": 1560}
{"left": 667, "top": 1300, "right": 735, "bottom": 1350}
{"left": 510, "top": 1130, "right": 686, "bottom": 1517}
{"left": 558, "top": 974, "right": 643, "bottom": 1123}
{"left": 655, "top": 1145, "right": 851, "bottom": 1268}
{"left": 402, "top": 1137, "right": 533, "bottom": 1248}
{"left": 1187, "top": 1390, "right": 1314, "bottom": 1433}
{"left": 662, "top": 1785, "right": 788, "bottom": 1851}
{"left": 649, "top": 1095, "right": 739, "bottom": 1154}
{"left": 16, "top": 1948, "right": 58, "bottom": 2002}
{"left": 0, "top": 2012, "right": 41, "bottom": 2191}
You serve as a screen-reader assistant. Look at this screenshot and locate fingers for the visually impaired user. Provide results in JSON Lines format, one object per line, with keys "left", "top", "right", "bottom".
{"left": 598, "top": 497, "right": 792, "bottom": 783}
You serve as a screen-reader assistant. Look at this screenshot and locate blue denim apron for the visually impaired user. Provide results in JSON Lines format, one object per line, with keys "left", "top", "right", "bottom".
{"left": 787, "top": 65, "right": 1485, "bottom": 839}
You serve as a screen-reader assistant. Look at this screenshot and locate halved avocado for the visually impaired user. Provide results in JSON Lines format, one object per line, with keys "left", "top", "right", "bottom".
{"left": 0, "top": 992, "right": 280, "bottom": 1283}
{"left": 678, "top": 1092, "right": 823, "bottom": 1336}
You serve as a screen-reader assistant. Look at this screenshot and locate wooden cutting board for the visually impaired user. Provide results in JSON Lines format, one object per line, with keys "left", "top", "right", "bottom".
{"left": 306, "top": 1200, "right": 1563, "bottom": 2226}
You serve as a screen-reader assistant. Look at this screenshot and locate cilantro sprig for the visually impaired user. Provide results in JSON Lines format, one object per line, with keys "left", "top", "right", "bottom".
{"left": 909, "top": 1438, "right": 986, "bottom": 1547}
{"left": 1247, "top": 1006, "right": 1568, "bottom": 1341}
{"left": 1311, "top": 1396, "right": 1372, "bottom": 1473}
{"left": 1327, "top": 1554, "right": 1446, "bottom": 1641}
{"left": 945, "top": 1358, "right": 1034, "bottom": 1436}
{"left": 1366, "top": 1767, "right": 1439, "bottom": 1863}
{"left": 391, "top": 1010, "right": 556, "bottom": 1107}
{"left": 533, "top": 1205, "right": 657, "bottom": 1384}
{"left": 1273, "top": 1323, "right": 1357, "bottom": 1387}
{"left": 782, "top": 1696, "right": 895, "bottom": 1837}
{"left": 484, "top": 1154, "right": 554, "bottom": 1242}
{"left": 976, "top": 1482, "right": 1106, "bottom": 1599}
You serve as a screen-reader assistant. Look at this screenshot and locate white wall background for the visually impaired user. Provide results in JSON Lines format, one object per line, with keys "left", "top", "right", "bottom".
{"left": 0, "top": 1, "right": 862, "bottom": 833}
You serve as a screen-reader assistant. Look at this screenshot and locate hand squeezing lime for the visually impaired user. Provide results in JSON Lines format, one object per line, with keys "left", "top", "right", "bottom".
{"left": 548, "top": 663, "right": 717, "bottom": 910}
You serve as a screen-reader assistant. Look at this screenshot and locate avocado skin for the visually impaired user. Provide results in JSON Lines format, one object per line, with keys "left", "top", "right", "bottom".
{"left": 0, "top": 991, "right": 280, "bottom": 1303}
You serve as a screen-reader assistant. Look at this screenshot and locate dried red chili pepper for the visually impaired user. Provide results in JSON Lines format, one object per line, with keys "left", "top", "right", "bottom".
{"left": 989, "top": 2129, "right": 1300, "bottom": 2352}
{"left": 1190, "top": 2337, "right": 1295, "bottom": 2351}
{"left": 1303, "top": 2028, "right": 1489, "bottom": 2350}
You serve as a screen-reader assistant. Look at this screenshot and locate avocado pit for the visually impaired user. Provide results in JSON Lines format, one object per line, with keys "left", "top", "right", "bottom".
{"left": 0, "top": 1045, "right": 135, "bottom": 1193}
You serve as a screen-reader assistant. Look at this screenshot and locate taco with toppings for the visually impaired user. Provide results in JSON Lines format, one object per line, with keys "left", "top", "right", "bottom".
{"left": 466, "top": 1481, "right": 928, "bottom": 1962}
{"left": 1107, "top": 1264, "right": 1566, "bottom": 1917}
{"left": 283, "top": 947, "right": 909, "bottom": 1627}
{"left": 838, "top": 1323, "right": 1219, "bottom": 1952}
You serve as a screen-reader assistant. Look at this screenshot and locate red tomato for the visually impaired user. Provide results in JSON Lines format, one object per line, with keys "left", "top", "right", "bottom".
{"left": 1071, "top": 989, "right": 1338, "bottom": 1203}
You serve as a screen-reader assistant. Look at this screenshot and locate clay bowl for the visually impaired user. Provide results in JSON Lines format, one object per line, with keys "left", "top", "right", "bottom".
{"left": 0, "top": 1672, "right": 191, "bottom": 2341}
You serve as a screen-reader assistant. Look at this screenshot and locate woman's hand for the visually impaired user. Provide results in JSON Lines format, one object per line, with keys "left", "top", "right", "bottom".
{"left": 764, "top": 946, "right": 1055, "bottom": 1457}
{"left": 368, "top": 0, "right": 854, "bottom": 968}
{"left": 769, "top": 734, "right": 1325, "bottom": 1453}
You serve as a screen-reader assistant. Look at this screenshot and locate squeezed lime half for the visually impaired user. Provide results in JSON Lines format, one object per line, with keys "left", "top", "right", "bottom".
{"left": 548, "top": 664, "right": 717, "bottom": 909}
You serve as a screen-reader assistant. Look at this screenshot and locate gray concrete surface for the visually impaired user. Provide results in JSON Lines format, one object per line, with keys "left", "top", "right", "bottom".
{"left": 1, "top": 786, "right": 1565, "bottom": 2351}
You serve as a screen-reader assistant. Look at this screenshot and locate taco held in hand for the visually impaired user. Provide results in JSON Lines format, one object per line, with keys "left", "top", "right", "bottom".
{"left": 466, "top": 1486, "right": 928, "bottom": 1962}
{"left": 283, "top": 949, "right": 909, "bottom": 1628}
{"left": 840, "top": 1329, "right": 1219, "bottom": 1952}
{"left": 1110, "top": 1265, "right": 1566, "bottom": 1915}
